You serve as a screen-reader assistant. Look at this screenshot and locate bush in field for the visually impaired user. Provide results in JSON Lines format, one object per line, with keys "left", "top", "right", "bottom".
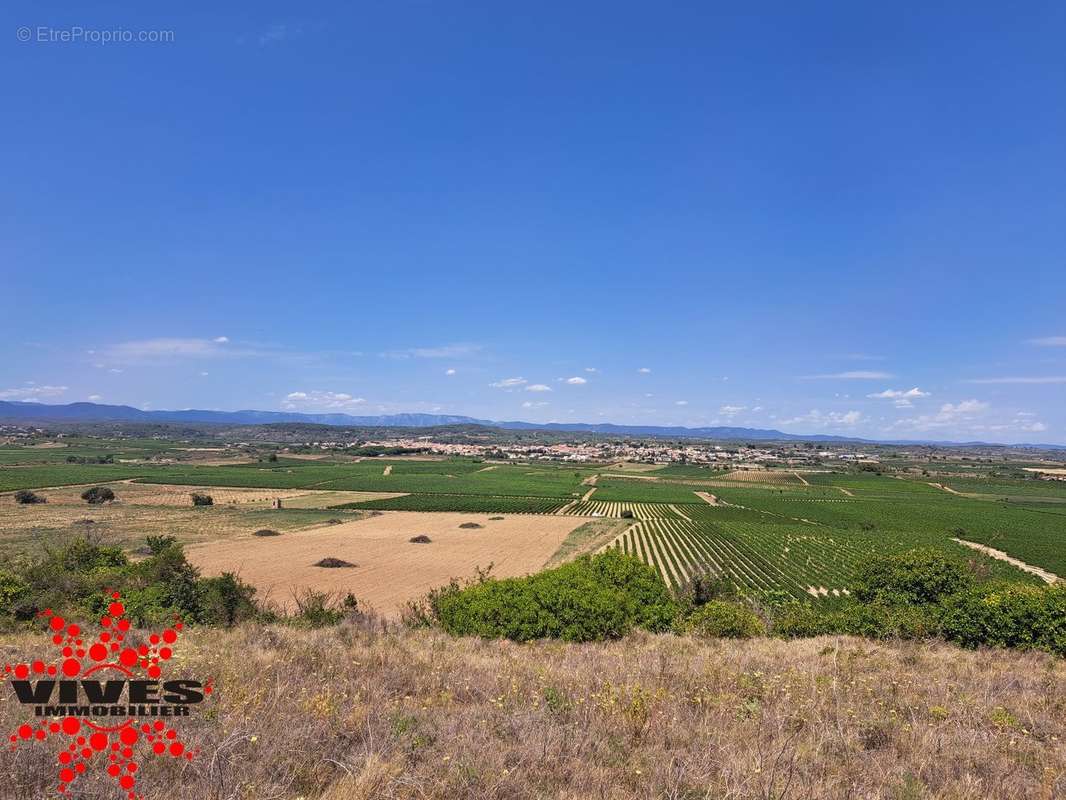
{"left": 683, "top": 601, "right": 764, "bottom": 638}
{"left": 199, "top": 573, "right": 258, "bottom": 626}
{"left": 253, "top": 529, "right": 281, "bottom": 537}
{"left": 620, "top": 509, "right": 635, "bottom": 519}
{"left": 852, "top": 548, "right": 972, "bottom": 605}
{"left": 14, "top": 490, "right": 46, "bottom": 505}
{"left": 190, "top": 493, "right": 214, "bottom": 506}
{"left": 81, "top": 486, "right": 115, "bottom": 505}
{"left": 432, "top": 549, "right": 677, "bottom": 642}
{"left": 939, "top": 582, "right": 1066, "bottom": 656}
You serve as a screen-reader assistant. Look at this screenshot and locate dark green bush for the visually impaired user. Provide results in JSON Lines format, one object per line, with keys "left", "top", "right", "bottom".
{"left": 433, "top": 549, "right": 677, "bottom": 642}
{"left": 190, "top": 493, "right": 214, "bottom": 506}
{"left": 939, "top": 582, "right": 1066, "bottom": 656}
{"left": 852, "top": 548, "right": 972, "bottom": 605}
{"left": 14, "top": 490, "right": 46, "bottom": 505}
{"left": 81, "top": 486, "right": 116, "bottom": 505}
{"left": 683, "top": 601, "right": 765, "bottom": 638}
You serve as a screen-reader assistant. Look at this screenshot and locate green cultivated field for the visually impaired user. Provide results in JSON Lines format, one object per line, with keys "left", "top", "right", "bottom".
{"left": 2, "top": 456, "right": 1062, "bottom": 595}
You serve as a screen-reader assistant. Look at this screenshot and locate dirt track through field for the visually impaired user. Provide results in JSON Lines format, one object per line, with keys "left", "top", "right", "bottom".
{"left": 793, "top": 472, "right": 810, "bottom": 486}
{"left": 929, "top": 482, "right": 962, "bottom": 495}
{"left": 694, "top": 491, "right": 719, "bottom": 506}
{"left": 187, "top": 511, "right": 586, "bottom": 616}
{"left": 837, "top": 487, "right": 855, "bottom": 497}
{"left": 581, "top": 487, "right": 597, "bottom": 502}
{"left": 951, "top": 538, "right": 1060, "bottom": 584}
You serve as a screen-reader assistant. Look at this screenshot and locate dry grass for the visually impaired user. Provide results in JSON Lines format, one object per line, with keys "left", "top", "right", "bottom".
{"left": 0, "top": 484, "right": 372, "bottom": 555}
{"left": 1, "top": 626, "right": 1060, "bottom": 799}
{"left": 186, "top": 512, "right": 585, "bottom": 616}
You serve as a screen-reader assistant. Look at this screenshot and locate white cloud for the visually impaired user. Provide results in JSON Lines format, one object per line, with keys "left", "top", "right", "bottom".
{"left": 803, "top": 371, "right": 894, "bottom": 380}
{"left": 675, "top": 400, "right": 689, "bottom": 406}
{"left": 490, "top": 377, "right": 527, "bottom": 389}
{"left": 584, "top": 367, "right": 597, "bottom": 373}
{"left": 100, "top": 337, "right": 264, "bottom": 364}
{"left": 564, "top": 376, "right": 587, "bottom": 385}
{"left": 281, "top": 391, "right": 366, "bottom": 410}
{"left": 199, "top": 371, "right": 209, "bottom": 377}
{"left": 444, "top": 369, "right": 456, "bottom": 376}
{"left": 87, "top": 394, "right": 103, "bottom": 402}
{"left": 719, "top": 405, "right": 746, "bottom": 417}
{"left": 967, "top": 376, "right": 1066, "bottom": 385}
{"left": 638, "top": 367, "right": 652, "bottom": 374}
{"left": 780, "top": 409, "right": 864, "bottom": 428}
{"left": 890, "top": 399, "right": 990, "bottom": 433}
{"left": 1027, "top": 336, "right": 1066, "bottom": 347}
{"left": 867, "top": 387, "right": 929, "bottom": 400}
{"left": 526, "top": 384, "right": 552, "bottom": 392}
{"left": 521, "top": 400, "right": 549, "bottom": 409}
{"left": 384, "top": 344, "right": 482, "bottom": 359}
{"left": 0, "top": 384, "right": 68, "bottom": 401}
{"left": 867, "top": 387, "right": 930, "bottom": 408}
{"left": 940, "top": 399, "right": 988, "bottom": 416}
{"left": 1020, "top": 421, "right": 1048, "bottom": 433}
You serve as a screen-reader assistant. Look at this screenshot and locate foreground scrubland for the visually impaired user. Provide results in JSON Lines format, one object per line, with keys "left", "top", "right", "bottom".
{"left": 2, "top": 623, "right": 1062, "bottom": 800}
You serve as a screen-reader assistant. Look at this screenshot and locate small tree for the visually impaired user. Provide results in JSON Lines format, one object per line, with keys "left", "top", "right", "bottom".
{"left": 190, "top": 493, "right": 214, "bottom": 506}
{"left": 81, "top": 486, "right": 115, "bottom": 505}
{"left": 14, "top": 490, "right": 46, "bottom": 505}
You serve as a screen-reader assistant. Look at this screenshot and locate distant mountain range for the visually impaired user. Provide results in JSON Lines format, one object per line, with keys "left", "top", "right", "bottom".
{"left": 0, "top": 400, "right": 1061, "bottom": 448}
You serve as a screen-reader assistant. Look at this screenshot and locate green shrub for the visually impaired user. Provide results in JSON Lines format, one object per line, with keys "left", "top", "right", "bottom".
{"left": 13, "top": 490, "right": 45, "bottom": 505}
{"left": 853, "top": 548, "right": 972, "bottom": 605}
{"left": 683, "top": 601, "right": 765, "bottom": 638}
{"left": 939, "top": 582, "right": 1066, "bottom": 656}
{"left": 81, "top": 486, "right": 116, "bottom": 505}
{"left": 190, "top": 493, "right": 214, "bottom": 506}
{"left": 434, "top": 550, "right": 677, "bottom": 642}
{"left": 199, "top": 573, "right": 258, "bottom": 626}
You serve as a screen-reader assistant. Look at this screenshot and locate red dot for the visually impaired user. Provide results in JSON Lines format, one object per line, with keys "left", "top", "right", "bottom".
{"left": 152, "top": 742, "right": 165, "bottom": 754}
{"left": 81, "top": 748, "right": 92, "bottom": 758}
{"left": 13, "top": 664, "right": 29, "bottom": 679}
{"left": 50, "top": 616, "right": 65, "bottom": 632}
{"left": 100, "top": 631, "right": 111, "bottom": 642}
{"left": 89, "top": 733, "right": 107, "bottom": 751}
{"left": 119, "top": 649, "right": 138, "bottom": 667}
{"left": 120, "top": 727, "right": 138, "bottom": 745}
{"left": 153, "top": 721, "right": 164, "bottom": 732}
{"left": 169, "top": 742, "right": 184, "bottom": 757}
{"left": 35, "top": 730, "right": 46, "bottom": 740}
{"left": 127, "top": 761, "right": 137, "bottom": 772}
{"left": 61, "top": 718, "right": 80, "bottom": 736}
{"left": 147, "top": 665, "right": 161, "bottom": 679}
{"left": 61, "top": 659, "right": 80, "bottom": 677}
{"left": 47, "top": 665, "right": 57, "bottom": 676}
{"left": 117, "top": 619, "right": 130, "bottom": 632}
{"left": 18, "top": 725, "right": 32, "bottom": 739}
{"left": 149, "top": 634, "right": 160, "bottom": 645}
{"left": 59, "top": 768, "right": 74, "bottom": 783}
{"left": 108, "top": 764, "right": 121, "bottom": 777}
{"left": 88, "top": 644, "right": 107, "bottom": 661}
{"left": 162, "top": 629, "right": 177, "bottom": 644}
{"left": 159, "top": 647, "right": 172, "bottom": 660}
{"left": 66, "top": 624, "right": 80, "bottom": 637}
{"left": 32, "top": 660, "right": 45, "bottom": 673}
{"left": 59, "top": 751, "right": 72, "bottom": 764}
{"left": 52, "top": 634, "right": 64, "bottom": 645}
{"left": 50, "top": 723, "right": 60, "bottom": 734}
{"left": 109, "top": 602, "right": 125, "bottom": 617}
{"left": 101, "top": 616, "right": 112, "bottom": 627}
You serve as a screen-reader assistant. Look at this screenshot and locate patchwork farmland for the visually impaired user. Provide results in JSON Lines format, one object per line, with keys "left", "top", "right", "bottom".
{"left": 1, "top": 450, "right": 1061, "bottom": 609}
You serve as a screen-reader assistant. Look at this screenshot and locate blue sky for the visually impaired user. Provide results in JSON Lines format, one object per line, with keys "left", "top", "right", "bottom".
{"left": 3, "top": 2, "right": 1064, "bottom": 443}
